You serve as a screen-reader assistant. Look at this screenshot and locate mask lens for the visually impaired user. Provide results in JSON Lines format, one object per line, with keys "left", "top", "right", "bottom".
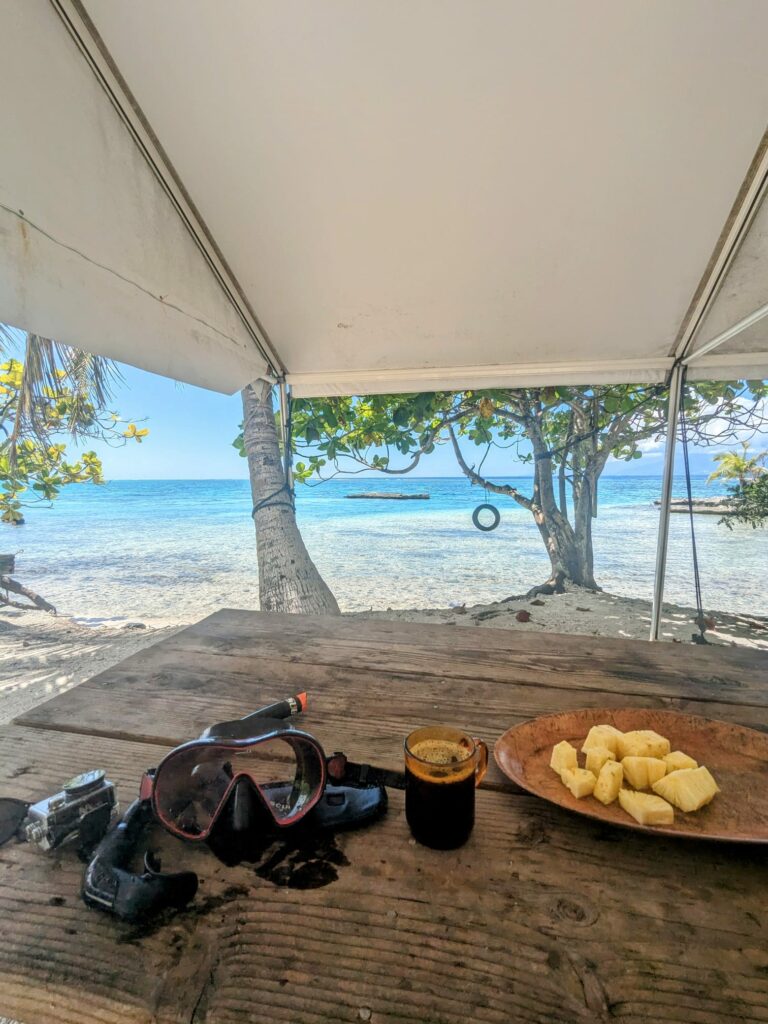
{"left": 240, "top": 736, "right": 324, "bottom": 823}
{"left": 154, "top": 745, "right": 234, "bottom": 837}
{"left": 154, "top": 735, "right": 324, "bottom": 836}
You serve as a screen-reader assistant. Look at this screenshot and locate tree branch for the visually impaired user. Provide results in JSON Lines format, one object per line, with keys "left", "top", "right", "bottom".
{"left": 0, "top": 575, "right": 56, "bottom": 614}
{"left": 447, "top": 425, "right": 533, "bottom": 511}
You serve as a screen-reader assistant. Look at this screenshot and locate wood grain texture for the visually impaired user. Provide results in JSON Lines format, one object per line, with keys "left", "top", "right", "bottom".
{"left": 17, "top": 611, "right": 768, "bottom": 731}
{"left": 15, "top": 612, "right": 768, "bottom": 787}
{"left": 2, "top": 726, "right": 768, "bottom": 1024}
{"left": 495, "top": 707, "right": 768, "bottom": 841}
{"left": 5, "top": 611, "right": 768, "bottom": 1024}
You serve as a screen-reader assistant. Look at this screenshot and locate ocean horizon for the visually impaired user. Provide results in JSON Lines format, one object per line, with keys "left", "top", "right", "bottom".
{"left": 6, "top": 475, "right": 766, "bottom": 623}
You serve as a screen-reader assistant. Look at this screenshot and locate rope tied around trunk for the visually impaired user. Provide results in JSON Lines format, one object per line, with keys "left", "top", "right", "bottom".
{"left": 252, "top": 481, "right": 295, "bottom": 518}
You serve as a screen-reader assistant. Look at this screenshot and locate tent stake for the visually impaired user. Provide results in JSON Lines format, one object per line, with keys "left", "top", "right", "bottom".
{"left": 650, "top": 362, "right": 685, "bottom": 641}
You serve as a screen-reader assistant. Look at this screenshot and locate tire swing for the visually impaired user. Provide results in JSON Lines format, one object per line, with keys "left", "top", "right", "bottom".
{"left": 472, "top": 502, "right": 500, "bottom": 532}
{"left": 469, "top": 449, "right": 501, "bottom": 531}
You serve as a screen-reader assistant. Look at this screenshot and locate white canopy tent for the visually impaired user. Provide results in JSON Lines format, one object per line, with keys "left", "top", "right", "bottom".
{"left": 1, "top": 0, "right": 767, "bottom": 637}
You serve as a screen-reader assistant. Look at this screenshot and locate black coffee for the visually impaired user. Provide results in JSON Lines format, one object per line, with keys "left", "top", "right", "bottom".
{"left": 405, "top": 739, "right": 476, "bottom": 849}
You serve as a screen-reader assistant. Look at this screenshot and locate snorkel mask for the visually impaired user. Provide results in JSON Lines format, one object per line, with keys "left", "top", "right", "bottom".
{"left": 84, "top": 694, "right": 403, "bottom": 919}
{"left": 143, "top": 693, "right": 403, "bottom": 861}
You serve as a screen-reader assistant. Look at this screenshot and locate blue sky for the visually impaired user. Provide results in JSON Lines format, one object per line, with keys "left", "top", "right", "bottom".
{"left": 77, "top": 361, "right": 766, "bottom": 480}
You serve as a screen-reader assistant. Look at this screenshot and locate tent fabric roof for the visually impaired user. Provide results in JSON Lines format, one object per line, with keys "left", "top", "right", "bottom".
{"left": 2, "top": 0, "right": 768, "bottom": 395}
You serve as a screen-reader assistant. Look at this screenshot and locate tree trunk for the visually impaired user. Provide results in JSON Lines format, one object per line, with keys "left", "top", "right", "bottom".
{"left": 529, "top": 507, "right": 598, "bottom": 591}
{"left": 241, "top": 380, "right": 340, "bottom": 615}
{"left": 527, "top": 442, "right": 599, "bottom": 592}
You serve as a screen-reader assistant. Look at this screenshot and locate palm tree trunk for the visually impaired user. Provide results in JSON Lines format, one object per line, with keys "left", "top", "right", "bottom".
{"left": 241, "top": 380, "right": 340, "bottom": 615}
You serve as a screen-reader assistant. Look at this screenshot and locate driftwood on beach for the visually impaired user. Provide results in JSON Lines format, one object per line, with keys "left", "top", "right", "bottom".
{"left": 345, "top": 493, "right": 430, "bottom": 500}
{"left": 653, "top": 497, "right": 734, "bottom": 515}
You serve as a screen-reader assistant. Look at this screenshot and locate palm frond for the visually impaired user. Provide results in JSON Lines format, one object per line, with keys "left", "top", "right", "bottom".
{"left": 7, "top": 334, "right": 57, "bottom": 464}
{"left": 3, "top": 331, "right": 123, "bottom": 461}
{"left": 63, "top": 348, "right": 122, "bottom": 437}
{"left": 0, "top": 324, "right": 25, "bottom": 354}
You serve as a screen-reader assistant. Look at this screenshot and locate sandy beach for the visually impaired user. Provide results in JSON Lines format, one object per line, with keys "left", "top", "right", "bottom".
{"left": 1, "top": 586, "right": 765, "bottom": 725}
{"left": 0, "top": 610, "right": 183, "bottom": 725}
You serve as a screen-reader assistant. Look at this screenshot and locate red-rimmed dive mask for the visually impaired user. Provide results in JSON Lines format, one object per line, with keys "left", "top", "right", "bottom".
{"left": 147, "top": 718, "right": 327, "bottom": 841}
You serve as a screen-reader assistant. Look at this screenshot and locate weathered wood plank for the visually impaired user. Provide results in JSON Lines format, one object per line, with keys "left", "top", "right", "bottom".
{"left": 16, "top": 655, "right": 768, "bottom": 794}
{"left": 166, "top": 609, "right": 768, "bottom": 704}
{"left": 1, "top": 726, "right": 767, "bottom": 1024}
{"left": 19, "top": 621, "right": 768, "bottom": 715}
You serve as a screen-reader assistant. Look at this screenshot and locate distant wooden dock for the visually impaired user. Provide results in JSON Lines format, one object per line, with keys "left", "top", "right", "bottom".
{"left": 654, "top": 497, "right": 733, "bottom": 515}
{"left": 345, "top": 492, "right": 430, "bottom": 500}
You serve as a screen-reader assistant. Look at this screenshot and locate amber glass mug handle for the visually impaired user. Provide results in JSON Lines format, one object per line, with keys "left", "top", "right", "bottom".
{"left": 473, "top": 738, "right": 489, "bottom": 785}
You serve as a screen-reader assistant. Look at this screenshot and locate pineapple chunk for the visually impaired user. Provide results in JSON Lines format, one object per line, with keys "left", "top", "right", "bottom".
{"left": 560, "top": 767, "right": 597, "bottom": 798}
{"left": 663, "top": 750, "right": 698, "bottom": 773}
{"left": 550, "top": 740, "right": 578, "bottom": 775}
{"left": 581, "top": 724, "right": 623, "bottom": 756}
{"left": 618, "top": 788, "right": 674, "bottom": 826}
{"left": 621, "top": 756, "right": 667, "bottom": 790}
{"left": 652, "top": 766, "right": 720, "bottom": 812}
{"left": 593, "top": 760, "right": 623, "bottom": 805}
{"left": 617, "top": 730, "right": 671, "bottom": 760}
{"left": 585, "top": 745, "right": 616, "bottom": 776}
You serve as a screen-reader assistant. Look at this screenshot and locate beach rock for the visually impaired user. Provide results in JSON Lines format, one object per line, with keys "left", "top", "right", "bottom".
{"left": 515, "top": 610, "right": 531, "bottom": 622}
{"left": 475, "top": 608, "right": 503, "bottom": 622}
{"left": 530, "top": 599, "right": 545, "bottom": 606}
{"left": 122, "top": 622, "right": 147, "bottom": 630}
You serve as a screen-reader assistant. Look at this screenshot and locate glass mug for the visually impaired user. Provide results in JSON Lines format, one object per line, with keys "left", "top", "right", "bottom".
{"left": 404, "top": 726, "right": 488, "bottom": 849}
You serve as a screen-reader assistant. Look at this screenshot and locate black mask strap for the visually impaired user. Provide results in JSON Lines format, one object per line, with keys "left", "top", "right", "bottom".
{"left": 327, "top": 753, "right": 406, "bottom": 791}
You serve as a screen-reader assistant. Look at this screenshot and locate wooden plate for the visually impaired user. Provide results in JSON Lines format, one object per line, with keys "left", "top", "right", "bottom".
{"left": 494, "top": 708, "right": 768, "bottom": 843}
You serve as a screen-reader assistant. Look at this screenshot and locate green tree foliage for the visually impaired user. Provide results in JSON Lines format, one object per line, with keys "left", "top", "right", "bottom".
{"left": 0, "top": 331, "right": 148, "bottom": 524}
{"left": 707, "top": 440, "right": 767, "bottom": 487}
{"left": 284, "top": 380, "right": 768, "bottom": 591}
{"left": 723, "top": 474, "right": 768, "bottom": 529}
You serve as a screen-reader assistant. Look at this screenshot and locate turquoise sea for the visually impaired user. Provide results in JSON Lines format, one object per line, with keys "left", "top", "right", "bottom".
{"left": 6, "top": 476, "right": 766, "bottom": 623}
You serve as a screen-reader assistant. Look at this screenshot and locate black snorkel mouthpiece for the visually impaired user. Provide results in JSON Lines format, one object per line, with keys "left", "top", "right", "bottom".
{"left": 82, "top": 799, "right": 197, "bottom": 922}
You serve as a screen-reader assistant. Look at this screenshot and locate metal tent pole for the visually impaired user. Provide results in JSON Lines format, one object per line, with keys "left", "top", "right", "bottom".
{"left": 277, "top": 378, "right": 294, "bottom": 492}
{"left": 649, "top": 362, "right": 685, "bottom": 641}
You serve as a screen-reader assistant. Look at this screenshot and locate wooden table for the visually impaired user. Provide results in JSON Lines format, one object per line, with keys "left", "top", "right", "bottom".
{"left": 2, "top": 610, "right": 768, "bottom": 1024}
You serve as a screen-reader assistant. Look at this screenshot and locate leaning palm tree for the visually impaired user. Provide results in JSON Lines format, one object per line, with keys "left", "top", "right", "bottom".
{"left": 240, "top": 380, "right": 339, "bottom": 615}
{"left": 707, "top": 441, "right": 767, "bottom": 488}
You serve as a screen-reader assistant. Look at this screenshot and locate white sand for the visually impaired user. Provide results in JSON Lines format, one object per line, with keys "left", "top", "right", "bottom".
{"left": 0, "top": 609, "right": 184, "bottom": 725}
{"left": 1, "top": 588, "right": 765, "bottom": 724}
{"left": 349, "top": 584, "right": 768, "bottom": 650}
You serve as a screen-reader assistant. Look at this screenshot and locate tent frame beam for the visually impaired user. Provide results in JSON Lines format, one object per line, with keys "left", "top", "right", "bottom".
{"left": 649, "top": 362, "right": 685, "bottom": 642}
{"left": 683, "top": 300, "right": 768, "bottom": 365}
{"left": 673, "top": 131, "right": 768, "bottom": 365}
